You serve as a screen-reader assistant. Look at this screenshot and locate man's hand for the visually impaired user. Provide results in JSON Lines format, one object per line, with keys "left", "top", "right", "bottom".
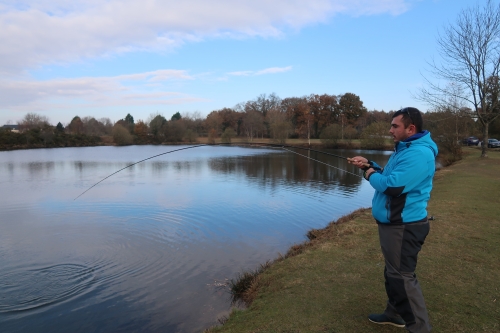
{"left": 348, "top": 156, "right": 377, "bottom": 181}
{"left": 348, "top": 156, "right": 369, "bottom": 170}
{"left": 363, "top": 168, "right": 376, "bottom": 181}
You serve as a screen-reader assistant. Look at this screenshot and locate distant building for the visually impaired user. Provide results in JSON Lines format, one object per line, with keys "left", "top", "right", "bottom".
{"left": 2, "top": 125, "right": 20, "bottom": 133}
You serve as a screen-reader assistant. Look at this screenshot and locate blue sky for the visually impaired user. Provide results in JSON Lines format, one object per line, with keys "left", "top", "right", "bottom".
{"left": 0, "top": 0, "right": 480, "bottom": 126}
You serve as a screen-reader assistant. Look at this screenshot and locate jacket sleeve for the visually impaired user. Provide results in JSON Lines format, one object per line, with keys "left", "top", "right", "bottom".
{"left": 368, "top": 151, "right": 429, "bottom": 197}
{"left": 368, "top": 160, "right": 383, "bottom": 171}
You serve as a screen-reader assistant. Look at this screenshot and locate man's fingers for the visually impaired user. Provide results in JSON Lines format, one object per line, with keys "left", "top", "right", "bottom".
{"left": 348, "top": 157, "right": 362, "bottom": 165}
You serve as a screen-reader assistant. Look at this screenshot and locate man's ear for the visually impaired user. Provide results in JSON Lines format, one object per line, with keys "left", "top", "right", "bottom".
{"left": 408, "top": 124, "right": 416, "bottom": 134}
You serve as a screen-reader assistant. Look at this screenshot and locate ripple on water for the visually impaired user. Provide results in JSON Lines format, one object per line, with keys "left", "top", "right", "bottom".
{"left": 0, "top": 263, "right": 96, "bottom": 313}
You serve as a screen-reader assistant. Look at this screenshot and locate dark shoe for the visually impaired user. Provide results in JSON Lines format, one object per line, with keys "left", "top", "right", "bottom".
{"left": 368, "top": 313, "right": 406, "bottom": 328}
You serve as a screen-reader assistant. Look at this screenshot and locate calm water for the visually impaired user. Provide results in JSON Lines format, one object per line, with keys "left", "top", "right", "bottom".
{"left": 0, "top": 145, "right": 391, "bottom": 333}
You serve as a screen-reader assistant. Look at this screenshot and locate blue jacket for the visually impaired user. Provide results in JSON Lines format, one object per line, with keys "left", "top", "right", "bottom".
{"left": 368, "top": 131, "right": 438, "bottom": 224}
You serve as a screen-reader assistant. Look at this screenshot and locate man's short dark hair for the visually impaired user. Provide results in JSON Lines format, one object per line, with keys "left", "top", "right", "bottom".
{"left": 393, "top": 107, "right": 423, "bottom": 133}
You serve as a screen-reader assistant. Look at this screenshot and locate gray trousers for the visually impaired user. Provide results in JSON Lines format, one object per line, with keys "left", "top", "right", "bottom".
{"left": 378, "top": 221, "right": 432, "bottom": 333}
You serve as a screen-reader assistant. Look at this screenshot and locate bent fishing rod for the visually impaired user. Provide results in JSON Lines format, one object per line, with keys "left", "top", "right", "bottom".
{"left": 74, "top": 142, "right": 370, "bottom": 200}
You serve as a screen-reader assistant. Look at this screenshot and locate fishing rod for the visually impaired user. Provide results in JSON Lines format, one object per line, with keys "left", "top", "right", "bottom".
{"left": 74, "top": 142, "right": 369, "bottom": 200}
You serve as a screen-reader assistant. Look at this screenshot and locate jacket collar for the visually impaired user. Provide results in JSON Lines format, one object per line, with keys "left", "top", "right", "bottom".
{"left": 404, "top": 130, "right": 429, "bottom": 142}
{"left": 394, "top": 130, "right": 429, "bottom": 151}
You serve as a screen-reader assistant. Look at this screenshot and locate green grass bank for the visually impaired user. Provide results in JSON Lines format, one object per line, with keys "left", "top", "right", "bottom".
{"left": 207, "top": 148, "right": 500, "bottom": 332}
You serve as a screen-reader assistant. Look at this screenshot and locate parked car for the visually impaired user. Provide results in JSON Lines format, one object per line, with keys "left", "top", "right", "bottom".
{"left": 486, "top": 138, "right": 500, "bottom": 148}
{"left": 462, "top": 136, "right": 480, "bottom": 146}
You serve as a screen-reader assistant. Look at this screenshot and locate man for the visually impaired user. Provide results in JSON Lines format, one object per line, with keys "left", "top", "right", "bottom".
{"left": 349, "top": 107, "right": 437, "bottom": 333}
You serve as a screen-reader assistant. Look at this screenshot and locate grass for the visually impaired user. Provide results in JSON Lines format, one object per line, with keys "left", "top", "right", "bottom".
{"left": 206, "top": 147, "right": 500, "bottom": 332}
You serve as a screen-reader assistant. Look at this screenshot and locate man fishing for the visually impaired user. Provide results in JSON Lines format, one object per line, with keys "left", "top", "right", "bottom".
{"left": 349, "top": 107, "right": 437, "bottom": 333}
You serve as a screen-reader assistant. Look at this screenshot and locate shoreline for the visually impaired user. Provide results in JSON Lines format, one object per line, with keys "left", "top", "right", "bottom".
{"left": 0, "top": 138, "right": 395, "bottom": 152}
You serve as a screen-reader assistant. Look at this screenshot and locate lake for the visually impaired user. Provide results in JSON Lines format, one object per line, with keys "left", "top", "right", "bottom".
{"left": 0, "top": 145, "right": 391, "bottom": 333}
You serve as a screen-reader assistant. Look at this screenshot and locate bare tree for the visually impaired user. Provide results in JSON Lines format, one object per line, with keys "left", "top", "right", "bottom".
{"left": 99, "top": 118, "right": 113, "bottom": 135}
{"left": 81, "top": 116, "right": 108, "bottom": 136}
{"left": 245, "top": 93, "right": 281, "bottom": 117}
{"left": 18, "top": 113, "right": 50, "bottom": 131}
{"left": 181, "top": 111, "right": 204, "bottom": 135}
{"left": 418, "top": 0, "right": 500, "bottom": 157}
{"left": 266, "top": 107, "right": 292, "bottom": 144}
{"left": 425, "top": 107, "right": 476, "bottom": 165}
{"left": 241, "top": 110, "right": 264, "bottom": 141}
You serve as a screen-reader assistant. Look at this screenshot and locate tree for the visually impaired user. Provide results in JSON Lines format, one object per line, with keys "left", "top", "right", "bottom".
{"left": 319, "top": 124, "right": 342, "bottom": 147}
{"left": 148, "top": 114, "right": 167, "bottom": 140}
{"left": 221, "top": 128, "right": 236, "bottom": 143}
{"left": 218, "top": 108, "right": 242, "bottom": 134}
{"left": 125, "top": 113, "right": 134, "bottom": 124}
{"left": 338, "top": 93, "right": 367, "bottom": 125}
{"left": 360, "top": 122, "right": 389, "bottom": 149}
{"left": 267, "top": 107, "right": 292, "bottom": 144}
{"left": 244, "top": 93, "right": 281, "bottom": 117}
{"left": 171, "top": 112, "right": 182, "bottom": 121}
{"left": 293, "top": 101, "right": 313, "bottom": 143}
{"left": 343, "top": 125, "right": 358, "bottom": 147}
{"left": 99, "top": 118, "right": 113, "bottom": 135}
{"left": 204, "top": 111, "right": 223, "bottom": 136}
{"left": 181, "top": 111, "right": 204, "bottom": 136}
{"left": 56, "top": 122, "right": 65, "bottom": 132}
{"left": 207, "top": 128, "right": 217, "bottom": 144}
{"left": 134, "top": 120, "right": 149, "bottom": 142}
{"left": 184, "top": 129, "right": 198, "bottom": 143}
{"left": 281, "top": 97, "right": 304, "bottom": 138}
{"left": 114, "top": 114, "right": 135, "bottom": 134}
{"left": 241, "top": 110, "right": 264, "bottom": 141}
{"left": 424, "top": 108, "right": 474, "bottom": 165}
{"left": 307, "top": 94, "right": 339, "bottom": 138}
{"left": 418, "top": 0, "right": 500, "bottom": 157}
{"left": 354, "top": 110, "right": 390, "bottom": 132}
{"left": 18, "top": 113, "right": 50, "bottom": 131}
{"left": 112, "top": 124, "right": 133, "bottom": 145}
{"left": 82, "top": 117, "right": 107, "bottom": 136}
{"left": 67, "top": 116, "right": 84, "bottom": 134}
{"left": 163, "top": 120, "right": 186, "bottom": 142}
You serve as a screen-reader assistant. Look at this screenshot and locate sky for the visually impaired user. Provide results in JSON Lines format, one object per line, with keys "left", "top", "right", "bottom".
{"left": 0, "top": 0, "right": 482, "bottom": 126}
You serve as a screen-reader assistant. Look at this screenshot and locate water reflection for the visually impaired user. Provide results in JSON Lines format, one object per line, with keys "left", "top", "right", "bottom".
{"left": 0, "top": 145, "right": 391, "bottom": 333}
{"left": 207, "top": 148, "right": 388, "bottom": 194}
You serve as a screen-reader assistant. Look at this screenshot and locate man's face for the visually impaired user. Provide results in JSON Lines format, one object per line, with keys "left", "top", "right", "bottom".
{"left": 389, "top": 115, "right": 414, "bottom": 143}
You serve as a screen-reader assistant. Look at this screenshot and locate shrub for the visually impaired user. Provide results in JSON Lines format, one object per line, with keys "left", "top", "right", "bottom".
{"left": 164, "top": 120, "right": 186, "bottom": 143}
{"left": 360, "top": 122, "right": 388, "bottom": 149}
{"left": 320, "top": 124, "right": 342, "bottom": 147}
{"left": 221, "top": 128, "right": 236, "bottom": 143}
{"left": 184, "top": 129, "right": 198, "bottom": 143}
{"left": 207, "top": 128, "right": 217, "bottom": 144}
{"left": 112, "top": 124, "right": 133, "bottom": 145}
{"left": 270, "top": 121, "right": 292, "bottom": 144}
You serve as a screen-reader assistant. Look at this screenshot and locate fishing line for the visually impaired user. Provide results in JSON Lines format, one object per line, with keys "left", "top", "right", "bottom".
{"left": 74, "top": 144, "right": 206, "bottom": 200}
{"left": 280, "top": 147, "right": 362, "bottom": 178}
{"left": 74, "top": 142, "right": 364, "bottom": 200}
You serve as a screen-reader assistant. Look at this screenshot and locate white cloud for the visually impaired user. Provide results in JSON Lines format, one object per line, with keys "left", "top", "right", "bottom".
{"left": 228, "top": 66, "right": 293, "bottom": 77}
{"left": 227, "top": 71, "right": 254, "bottom": 77}
{"left": 0, "top": 0, "right": 412, "bottom": 75}
{"left": 0, "top": 69, "right": 203, "bottom": 116}
{"left": 255, "top": 66, "right": 293, "bottom": 75}
{"left": 115, "top": 70, "right": 194, "bottom": 82}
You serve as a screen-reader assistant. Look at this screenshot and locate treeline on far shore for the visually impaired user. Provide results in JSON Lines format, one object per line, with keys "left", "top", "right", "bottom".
{"left": 3, "top": 92, "right": 500, "bottom": 164}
